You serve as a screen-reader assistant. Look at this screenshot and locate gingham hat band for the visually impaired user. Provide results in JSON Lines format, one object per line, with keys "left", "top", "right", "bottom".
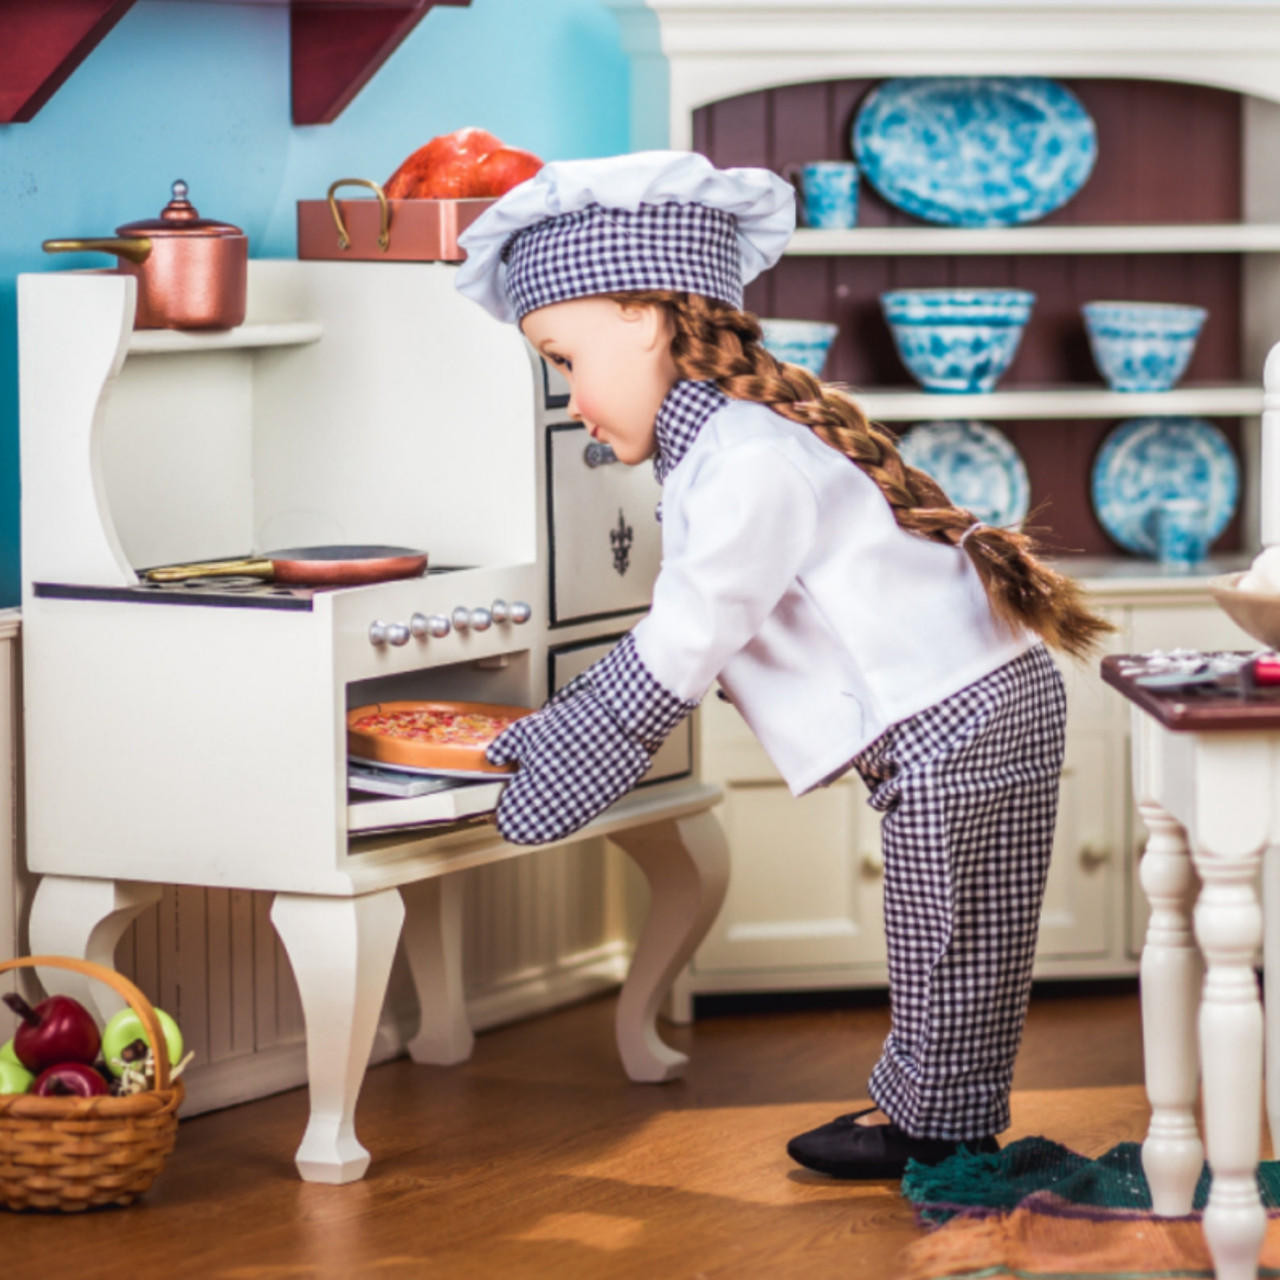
{"left": 502, "top": 202, "right": 742, "bottom": 319}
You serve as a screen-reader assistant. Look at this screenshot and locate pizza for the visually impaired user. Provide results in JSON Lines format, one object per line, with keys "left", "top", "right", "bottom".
{"left": 347, "top": 700, "right": 531, "bottom": 774}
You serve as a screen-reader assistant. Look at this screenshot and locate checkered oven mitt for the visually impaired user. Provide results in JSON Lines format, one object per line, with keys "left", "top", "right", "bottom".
{"left": 486, "top": 633, "right": 697, "bottom": 845}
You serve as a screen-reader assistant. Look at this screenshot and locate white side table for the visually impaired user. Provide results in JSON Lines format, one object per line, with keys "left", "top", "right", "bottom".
{"left": 1104, "top": 655, "right": 1276, "bottom": 1280}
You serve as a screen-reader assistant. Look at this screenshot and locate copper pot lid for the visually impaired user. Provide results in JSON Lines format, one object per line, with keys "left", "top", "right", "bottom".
{"left": 116, "top": 179, "right": 244, "bottom": 238}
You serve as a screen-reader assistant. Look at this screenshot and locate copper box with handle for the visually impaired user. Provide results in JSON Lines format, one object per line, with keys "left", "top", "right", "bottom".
{"left": 297, "top": 178, "right": 495, "bottom": 262}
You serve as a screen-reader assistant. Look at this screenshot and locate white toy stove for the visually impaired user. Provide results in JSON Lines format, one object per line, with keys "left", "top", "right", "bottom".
{"left": 17, "top": 260, "right": 728, "bottom": 1182}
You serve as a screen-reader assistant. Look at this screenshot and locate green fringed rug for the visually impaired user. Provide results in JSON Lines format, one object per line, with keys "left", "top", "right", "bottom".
{"left": 897, "top": 1137, "right": 1280, "bottom": 1280}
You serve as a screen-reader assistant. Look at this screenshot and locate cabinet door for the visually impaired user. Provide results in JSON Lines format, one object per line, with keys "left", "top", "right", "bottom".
{"left": 1035, "top": 607, "right": 1127, "bottom": 960}
{"left": 546, "top": 424, "right": 662, "bottom": 626}
{"left": 1035, "top": 728, "right": 1116, "bottom": 958}
{"left": 694, "top": 690, "right": 885, "bottom": 973}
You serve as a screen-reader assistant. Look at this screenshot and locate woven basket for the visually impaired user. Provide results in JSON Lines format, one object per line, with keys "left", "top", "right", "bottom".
{"left": 0, "top": 955, "right": 184, "bottom": 1211}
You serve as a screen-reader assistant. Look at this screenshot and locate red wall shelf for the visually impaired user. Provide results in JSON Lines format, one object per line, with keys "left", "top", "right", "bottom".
{"left": 0, "top": 0, "right": 472, "bottom": 126}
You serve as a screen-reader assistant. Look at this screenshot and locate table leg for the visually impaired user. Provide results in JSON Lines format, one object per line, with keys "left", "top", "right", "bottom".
{"left": 609, "top": 809, "right": 730, "bottom": 1082}
{"left": 1136, "top": 801, "right": 1204, "bottom": 1215}
{"left": 1192, "top": 835, "right": 1266, "bottom": 1280}
{"left": 270, "top": 889, "right": 405, "bottom": 1183}
{"left": 1263, "top": 847, "right": 1280, "bottom": 1157}
{"left": 26, "top": 875, "right": 162, "bottom": 1022}
{"left": 400, "top": 875, "right": 474, "bottom": 1065}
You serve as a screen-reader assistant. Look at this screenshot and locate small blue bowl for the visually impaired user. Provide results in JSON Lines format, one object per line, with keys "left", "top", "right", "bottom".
{"left": 880, "top": 288, "right": 1035, "bottom": 393}
{"left": 1082, "top": 301, "right": 1208, "bottom": 392}
{"left": 760, "top": 318, "right": 839, "bottom": 376}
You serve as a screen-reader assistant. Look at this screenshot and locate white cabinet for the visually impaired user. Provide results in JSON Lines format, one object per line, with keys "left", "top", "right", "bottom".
{"left": 689, "top": 588, "right": 1261, "bottom": 994}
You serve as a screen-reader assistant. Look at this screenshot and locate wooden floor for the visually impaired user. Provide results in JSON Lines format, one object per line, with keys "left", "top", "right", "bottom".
{"left": 7, "top": 982, "right": 1153, "bottom": 1280}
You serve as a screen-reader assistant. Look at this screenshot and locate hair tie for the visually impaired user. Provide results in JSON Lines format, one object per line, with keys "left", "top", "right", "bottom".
{"left": 958, "top": 521, "right": 984, "bottom": 549}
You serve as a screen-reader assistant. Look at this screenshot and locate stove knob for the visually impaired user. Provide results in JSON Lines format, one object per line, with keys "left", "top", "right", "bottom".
{"left": 470, "top": 606, "right": 493, "bottom": 632}
{"left": 490, "top": 599, "right": 510, "bottom": 624}
{"left": 386, "top": 622, "right": 410, "bottom": 646}
{"left": 427, "top": 613, "right": 451, "bottom": 638}
{"left": 510, "top": 601, "right": 532, "bottom": 625}
{"left": 368, "top": 620, "right": 388, "bottom": 646}
{"left": 451, "top": 606, "right": 472, "bottom": 632}
{"left": 409, "top": 612, "right": 430, "bottom": 639}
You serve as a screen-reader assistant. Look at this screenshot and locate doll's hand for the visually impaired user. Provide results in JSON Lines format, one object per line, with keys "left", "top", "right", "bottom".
{"left": 485, "top": 687, "right": 651, "bottom": 845}
{"left": 486, "top": 633, "right": 696, "bottom": 846}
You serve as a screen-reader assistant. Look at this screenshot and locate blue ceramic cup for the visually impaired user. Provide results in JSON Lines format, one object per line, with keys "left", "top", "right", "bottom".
{"left": 787, "top": 161, "right": 860, "bottom": 229}
{"left": 1155, "top": 497, "right": 1210, "bottom": 567}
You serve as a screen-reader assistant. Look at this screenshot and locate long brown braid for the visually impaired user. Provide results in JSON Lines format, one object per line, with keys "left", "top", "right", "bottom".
{"left": 608, "top": 289, "right": 1112, "bottom": 659}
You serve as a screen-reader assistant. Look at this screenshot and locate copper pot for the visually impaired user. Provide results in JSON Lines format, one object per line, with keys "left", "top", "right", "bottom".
{"left": 43, "top": 180, "right": 248, "bottom": 330}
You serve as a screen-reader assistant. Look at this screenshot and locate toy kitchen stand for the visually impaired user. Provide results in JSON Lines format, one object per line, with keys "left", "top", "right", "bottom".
{"left": 17, "top": 262, "right": 728, "bottom": 1183}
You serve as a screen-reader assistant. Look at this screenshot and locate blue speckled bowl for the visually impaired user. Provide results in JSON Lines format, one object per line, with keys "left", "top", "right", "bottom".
{"left": 881, "top": 288, "right": 1035, "bottom": 393}
{"left": 1082, "top": 301, "right": 1207, "bottom": 392}
{"left": 760, "top": 319, "right": 840, "bottom": 376}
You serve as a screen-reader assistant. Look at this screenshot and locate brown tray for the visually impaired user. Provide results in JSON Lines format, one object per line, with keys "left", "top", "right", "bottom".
{"left": 297, "top": 178, "right": 495, "bottom": 262}
{"left": 347, "top": 700, "right": 531, "bottom": 775}
{"left": 1100, "top": 653, "right": 1280, "bottom": 730}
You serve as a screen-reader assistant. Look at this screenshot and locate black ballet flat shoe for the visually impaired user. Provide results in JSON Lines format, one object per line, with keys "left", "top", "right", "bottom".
{"left": 786, "top": 1106, "right": 999, "bottom": 1180}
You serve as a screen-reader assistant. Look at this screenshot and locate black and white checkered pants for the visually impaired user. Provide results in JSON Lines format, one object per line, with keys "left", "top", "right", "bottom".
{"left": 852, "top": 643, "right": 1066, "bottom": 1141}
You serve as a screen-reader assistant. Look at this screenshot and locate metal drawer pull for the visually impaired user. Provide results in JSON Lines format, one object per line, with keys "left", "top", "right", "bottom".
{"left": 584, "top": 442, "right": 618, "bottom": 467}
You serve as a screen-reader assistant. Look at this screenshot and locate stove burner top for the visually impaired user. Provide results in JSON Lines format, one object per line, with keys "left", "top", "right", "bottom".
{"left": 34, "top": 566, "right": 473, "bottom": 612}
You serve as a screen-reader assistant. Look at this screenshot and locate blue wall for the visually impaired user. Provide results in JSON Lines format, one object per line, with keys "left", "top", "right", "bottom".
{"left": 0, "top": 0, "right": 632, "bottom": 606}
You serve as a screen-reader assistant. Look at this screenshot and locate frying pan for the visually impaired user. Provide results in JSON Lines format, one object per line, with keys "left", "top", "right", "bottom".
{"left": 142, "top": 545, "right": 428, "bottom": 587}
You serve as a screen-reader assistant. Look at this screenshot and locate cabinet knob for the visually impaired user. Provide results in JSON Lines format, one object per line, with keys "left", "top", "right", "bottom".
{"left": 860, "top": 849, "right": 884, "bottom": 877}
{"left": 584, "top": 442, "right": 618, "bottom": 468}
{"left": 1080, "top": 844, "right": 1112, "bottom": 869}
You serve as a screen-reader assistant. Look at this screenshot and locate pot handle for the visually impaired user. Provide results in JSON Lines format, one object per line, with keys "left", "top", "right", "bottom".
{"left": 42, "top": 236, "right": 152, "bottom": 265}
{"left": 326, "top": 179, "right": 391, "bottom": 253}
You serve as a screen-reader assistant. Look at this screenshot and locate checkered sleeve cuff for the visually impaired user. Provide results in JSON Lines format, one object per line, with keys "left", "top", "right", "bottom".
{"left": 586, "top": 632, "right": 698, "bottom": 755}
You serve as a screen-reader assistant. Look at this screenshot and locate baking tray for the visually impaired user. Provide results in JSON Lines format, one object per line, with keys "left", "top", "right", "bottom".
{"left": 347, "top": 699, "right": 530, "bottom": 775}
{"left": 297, "top": 178, "right": 495, "bottom": 262}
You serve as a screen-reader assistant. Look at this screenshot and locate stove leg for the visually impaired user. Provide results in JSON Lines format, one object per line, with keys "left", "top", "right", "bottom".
{"left": 270, "top": 888, "right": 405, "bottom": 1184}
{"left": 400, "top": 875, "right": 474, "bottom": 1065}
{"left": 26, "top": 875, "right": 162, "bottom": 1022}
{"left": 610, "top": 809, "right": 730, "bottom": 1082}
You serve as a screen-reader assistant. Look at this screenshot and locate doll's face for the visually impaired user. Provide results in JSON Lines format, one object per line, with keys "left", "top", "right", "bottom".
{"left": 521, "top": 296, "right": 677, "bottom": 466}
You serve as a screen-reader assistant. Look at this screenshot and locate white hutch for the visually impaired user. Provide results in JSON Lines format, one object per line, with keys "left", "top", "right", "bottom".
{"left": 604, "top": 0, "right": 1280, "bottom": 1005}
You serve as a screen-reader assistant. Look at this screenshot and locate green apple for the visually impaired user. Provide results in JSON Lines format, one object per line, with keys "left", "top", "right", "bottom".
{"left": 0, "top": 1037, "right": 20, "bottom": 1068}
{"left": 101, "top": 1006, "right": 184, "bottom": 1078}
{"left": 0, "top": 1058, "right": 33, "bottom": 1094}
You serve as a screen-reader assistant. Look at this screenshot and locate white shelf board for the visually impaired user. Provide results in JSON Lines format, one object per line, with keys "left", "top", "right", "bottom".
{"left": 787, "top": 224, "right": 1280, "bottom": 256}
{"left": 127, "top": 320, "right": 324, "bottom": 355}
{"left": 858, "top": 383, "right": 1264, "bottom": 422}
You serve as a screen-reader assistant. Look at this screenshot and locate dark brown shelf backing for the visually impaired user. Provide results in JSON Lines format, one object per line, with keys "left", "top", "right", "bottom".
{"left": 697, "top": 78, "right": 1248, "bottom": 557}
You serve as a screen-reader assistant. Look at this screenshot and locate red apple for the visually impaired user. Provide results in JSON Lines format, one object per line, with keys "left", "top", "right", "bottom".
{"left": 32, "top": 1061, "right": 109, "bottom": 1098}
{"left": 3, "top": 991, "right": 100, "bottom": 1073}
{"left": 385, "top": 126, "right": 503, "bottom": 199}
{"left": 471, "top": 147, "right": 543, "bottom": 197}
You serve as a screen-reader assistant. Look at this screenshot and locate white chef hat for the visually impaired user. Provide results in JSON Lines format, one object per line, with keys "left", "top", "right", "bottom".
{"left": 454, "top": 150, "right": 795, "bottom": 325}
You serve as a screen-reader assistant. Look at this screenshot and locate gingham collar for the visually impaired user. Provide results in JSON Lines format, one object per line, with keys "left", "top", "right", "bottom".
{"left": 652, "top": 379, "right": 728, "bottom": 485}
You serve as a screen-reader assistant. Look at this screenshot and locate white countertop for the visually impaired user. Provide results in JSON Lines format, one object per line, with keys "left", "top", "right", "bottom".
{"left": 1060, "top": 554, "right": 1251, "bottom": 599}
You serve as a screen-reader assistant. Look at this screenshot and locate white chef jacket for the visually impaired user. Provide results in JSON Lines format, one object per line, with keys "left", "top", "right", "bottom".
{"left": 632, "top": 397, "right": 1038, "bottom": 795}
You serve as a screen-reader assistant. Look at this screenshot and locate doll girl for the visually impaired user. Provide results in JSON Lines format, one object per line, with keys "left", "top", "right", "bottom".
{"left": 454, "top": 151, "right": 1110, "bottom": 1180}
